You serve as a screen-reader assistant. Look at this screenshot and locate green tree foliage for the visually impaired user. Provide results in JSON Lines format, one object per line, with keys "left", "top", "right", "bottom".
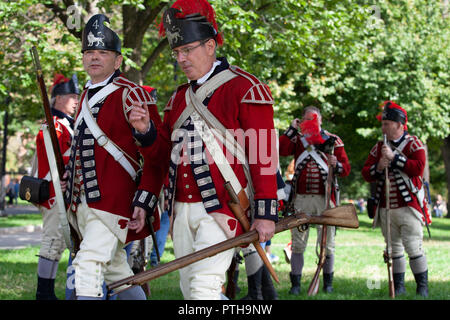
{"left": 0, "top": 0, "right": 448, "bottom": 199}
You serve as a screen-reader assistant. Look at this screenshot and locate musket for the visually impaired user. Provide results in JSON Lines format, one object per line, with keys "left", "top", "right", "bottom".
{"left": 224, "top": 181, "right": 279, "bottom": 284}
{"left": 225, "top": 252, "right": 238, "bottom": 299}
{"left": 30, "top": 46, "right": 65, "bottom": 179}
{"left": 383, "top": 134, "right": 395, "bottom": 299}
{"left": 107, "top": 204, "right": 359, "bottom": 296}
{"left": 30, "top": 46, "right": 80, "bottom": 256}
{"left": 308, "top": 137, "right": 336, "bottom": 296}
{"left": 307, "top": 141, "right": 335, "bottom": 296}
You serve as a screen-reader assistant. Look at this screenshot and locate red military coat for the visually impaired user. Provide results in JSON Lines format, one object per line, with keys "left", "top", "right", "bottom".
{"left": 279, "top": 127, "right": 351, "bottom": 206}
{"left": 361, "top": 133, "right": 431, "bottom": 224}
{"left": 67, "top": 74, "right": 162, "bottom": 243}
{"left": 36, "top": 114, "right": 73, "bottom": 209}
{"left": 146, "top": 58, "right": 278, "bottom": 239}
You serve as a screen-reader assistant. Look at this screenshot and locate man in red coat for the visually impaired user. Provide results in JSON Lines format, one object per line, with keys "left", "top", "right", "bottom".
{"left": 362, "top": 101, "right": 430, "bottom": 297}
{"left": 61, "top": 14, "right": 162, "bottom": 300}
{"left": 34, "top": 73, "right": 79, "bottom": 300}
{"left": 134, "top": 0, "right": 278, "bottom": 299}
{"left": 279, "top": 106, "right": 351, "bottom": 294}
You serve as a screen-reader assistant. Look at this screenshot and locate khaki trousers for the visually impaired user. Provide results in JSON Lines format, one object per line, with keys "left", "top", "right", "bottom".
{"left": 379, "top": 206, "right": 424, "bottom": 258}
{"left": 291, "top": 194, "right": 335, "bottom": 255}
{"left": 72, "top": 197, "right": 134, "bottom": 298}
{"left": 173, "top": 201, "right": 234, "bottom": 300}
{"left": 39, "top": 204, "right": 67, "bottom": 261}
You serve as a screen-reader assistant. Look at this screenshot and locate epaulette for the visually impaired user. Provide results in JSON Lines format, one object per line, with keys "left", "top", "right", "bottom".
{"left": 113, "top": 76, "right": 157, "bottom": 114}
{"left": 324, "top": 130, "right": 344, "bottom": 148}
{"left": 407, "top": 134, "right": 425, "bottom": 153}
{"left": 229, "top": 65, "right": 274, "bottom": 105}
{"left": 370, "top": 143, "right": 380, "bottom": 158}
{"left": 40, "top": 116, "right": 64, "bottom": 133}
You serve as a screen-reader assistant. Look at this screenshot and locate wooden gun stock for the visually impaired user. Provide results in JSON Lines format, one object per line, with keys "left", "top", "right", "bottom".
{"left": 107, "top": 204, "right": 358, "bottom": 296}
{"left": 224, "top": 182, "right": 279, "bottom": 284}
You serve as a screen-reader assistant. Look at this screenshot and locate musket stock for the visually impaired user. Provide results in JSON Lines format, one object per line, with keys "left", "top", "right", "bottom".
{"left": 224, "top": 182, "right": 279, "bottom": 284}
{"left": 107, "top": 204, "right": 358, "bottom": 296}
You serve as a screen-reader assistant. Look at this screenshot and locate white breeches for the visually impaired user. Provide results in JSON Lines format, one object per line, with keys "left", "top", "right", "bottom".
{"left": 72, "top": 197, "right": 134, "bottom": 298}
{"left": 172, "top": 201, "right": 234, "bottom": 300}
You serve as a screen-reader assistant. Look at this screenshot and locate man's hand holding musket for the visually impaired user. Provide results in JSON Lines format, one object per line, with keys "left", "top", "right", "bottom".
{"left": 131, "top": 0, "right": 279, "bottom": 300}
{"left": 108, "top": 204, "right": 359, "bottom": 295}
{"left": 362, "top": 101, "right": 430, "bottom": 298}
{"left": 307, "top": 137, "right": 336, "bottom": 296}
{"left": 279, "top": 107, "right": 351, "bottom": 295}
{"left": 383, "top": 134, "right": 395, "bottom": 299}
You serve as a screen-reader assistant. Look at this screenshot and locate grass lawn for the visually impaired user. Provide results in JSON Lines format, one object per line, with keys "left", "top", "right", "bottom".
{"left": 0, "top": 214, "right": 42, "bottom": 228}
{"left": 0, "top": 211, "right": 449, "bottom": 300}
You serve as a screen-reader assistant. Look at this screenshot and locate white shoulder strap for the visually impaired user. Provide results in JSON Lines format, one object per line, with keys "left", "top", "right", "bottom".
{"left": 187, "top": 90, "right": 242, "bottom": 196}
{"left": 297, "top": 137, "right": 328, "bottom": 174}
{"left": 79, "top": 83, "right": 139, "bottom": 181}
{"left": 42, "top": 127, "right": 72, "bottom": 251}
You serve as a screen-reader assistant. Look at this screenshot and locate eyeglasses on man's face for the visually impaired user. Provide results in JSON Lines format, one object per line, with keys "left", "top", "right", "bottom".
{"left": 171, "top": 39, "right": 210, "bottom": 60}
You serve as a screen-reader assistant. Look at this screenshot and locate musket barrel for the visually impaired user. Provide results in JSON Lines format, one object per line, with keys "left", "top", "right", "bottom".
{"left": 30, "top": 46, "right": 65, "bottom": 179}
{"left": 108, "top": 204, "right": 358, "bottom": 294}
{"left": 108, "top": 229, "right": 258, "bottom": 291}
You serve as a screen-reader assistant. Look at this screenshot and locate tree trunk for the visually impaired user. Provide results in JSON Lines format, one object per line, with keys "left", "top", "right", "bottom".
{"left": 441, "top": 135, "right": 450, "bottom": 217}
{"left": 0, "top": 109, "right": 9, "bottom": 216}
{"left": 122, "top": 2, "right": 168, "bottom": 84}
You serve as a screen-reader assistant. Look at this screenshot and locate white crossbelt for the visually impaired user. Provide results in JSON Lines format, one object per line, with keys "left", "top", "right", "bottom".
{"left": 42, "top": 126, "right": 73, "bottom": 251}
{"left": 391, "top": 138, "right": 425, "bottom": 204}
{"left": 77, "top": 83, "right": 139, "bottom": 181}
{"left": 174, "top": 70, "right": 253, "bottom": 198}
{"left": 295, "top": 136, "right": 329, "bottom": 173}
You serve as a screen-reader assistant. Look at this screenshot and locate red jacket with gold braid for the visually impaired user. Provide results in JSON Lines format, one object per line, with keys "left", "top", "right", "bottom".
{"left": 36, "top": 110, "right": 73, "bottom": 209}
{"left": 279, "top": 126, "right": 351, "bottom": 206}
{"left": 65, "top": 72, "right": 162, "bottom": 243}
{"left": 361, "top": 133, "right": 431, "bottom": 224}
{"left": 142, "top": 58, "right": 278, "bottom": 239}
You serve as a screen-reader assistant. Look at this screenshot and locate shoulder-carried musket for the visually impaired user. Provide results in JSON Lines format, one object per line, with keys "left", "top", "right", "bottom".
{"left": 30, "top": 46, "right": 80, "bottom": 256}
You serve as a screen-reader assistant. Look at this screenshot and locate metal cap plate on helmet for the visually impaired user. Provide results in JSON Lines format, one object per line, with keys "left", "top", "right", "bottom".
{"left": 81, "top": 14, "right": 121, "bottom": 54}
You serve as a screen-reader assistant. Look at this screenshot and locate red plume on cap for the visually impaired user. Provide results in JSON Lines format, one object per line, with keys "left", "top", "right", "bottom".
{"left": 376, "top": 100, "right": 408, "bottom": 131}
{"left": 158, "top": 0, "right": 223, "bottom": 46}
{"left": 300, "top": 113, "right": 325, "bottom": 145}
{"left": 141, "top": 85, "right": 154, "bottom": 94}
{"left": 49, "top": 73, "right": 69, "bottom": 95}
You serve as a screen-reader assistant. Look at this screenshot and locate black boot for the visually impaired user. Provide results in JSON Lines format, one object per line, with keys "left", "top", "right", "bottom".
{"left": 393, "top": 273, "right": 406, "bottom": 296}
{"left": 36, "top": 277, "right": 58, "bottom": 300}
{"left": 241, "top": 267, "right": 263, "bottom": 300}
{"left": 289, "top": 273, "right": 301, "bottom": 295}
{"left": 323, "top": 272, "right": 334, "bottom": 293}
{"left": 233, "top": 269, "right": 241, "bottom": 295}
{"left": 261, "top": 265, "right": 278, "bottom": 300}
{"left": 414, "top": 270, "right": 429, "bottom": 298}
